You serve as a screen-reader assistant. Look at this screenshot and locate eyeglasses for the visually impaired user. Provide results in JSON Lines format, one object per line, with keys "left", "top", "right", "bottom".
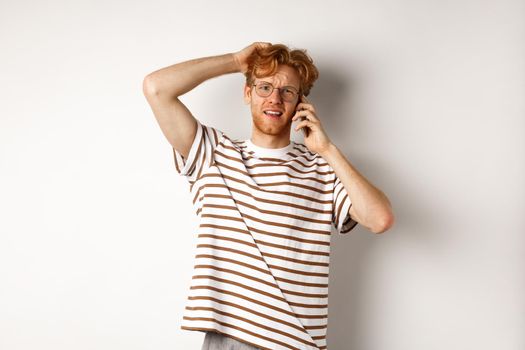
{"left": 252, "top": 82, "right": 300, "bottom": 102}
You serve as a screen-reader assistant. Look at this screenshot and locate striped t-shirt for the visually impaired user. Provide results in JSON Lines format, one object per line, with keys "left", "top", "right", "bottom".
{"left": 173, "top": 119, "right": 358, "bottom": 350}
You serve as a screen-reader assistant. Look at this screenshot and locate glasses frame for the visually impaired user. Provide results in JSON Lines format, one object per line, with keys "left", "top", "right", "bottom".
{"left": 251, "top": 81, "right": 300, "bottom": 102}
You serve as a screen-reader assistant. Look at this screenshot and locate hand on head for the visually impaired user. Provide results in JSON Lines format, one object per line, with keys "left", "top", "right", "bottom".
{"left": 234, "top": 42, "right": 272, "bottom": 74}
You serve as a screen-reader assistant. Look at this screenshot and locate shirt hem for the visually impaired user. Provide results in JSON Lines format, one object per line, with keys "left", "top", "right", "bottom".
{"left": 181, "top": 326, "right": 266, "bottom": 350}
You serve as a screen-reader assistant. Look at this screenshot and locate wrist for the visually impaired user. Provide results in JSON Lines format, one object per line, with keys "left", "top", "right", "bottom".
{"left": 319, "top": 142, "right": 337, "bottom": 158}
{"left": 231, "top": 52, "right": 243, "bottom": 73}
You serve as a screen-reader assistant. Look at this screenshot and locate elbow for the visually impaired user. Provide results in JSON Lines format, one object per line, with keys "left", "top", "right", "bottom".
{"left": 142, "top": 74, "right": 183, "bottom": 100}
{"left": 142, "top": 74, "right": 160, "bottom": 98}
{"left": 371, "top": 211, "right": 395, "bottom": 234}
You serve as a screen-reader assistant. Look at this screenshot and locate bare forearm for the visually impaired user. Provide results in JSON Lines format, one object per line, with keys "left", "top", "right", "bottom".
{"left": 144, "top": 53, "right": 240, "bottom": 98}
{"left": 320, "top": 143, "right": 394, "bottom": 233}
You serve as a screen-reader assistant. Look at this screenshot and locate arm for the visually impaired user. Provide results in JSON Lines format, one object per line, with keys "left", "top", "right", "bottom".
{"left": 321, "top": 144, "right": 394, "bottom": 233}
{"left": 142, "top": 54, "right": 238, "bottom": 158}
{"left": 142, "top": 43, "right": 269, "bottom": 158}
{"left": 292, "top": 95, "right": 395, "bottom": 234}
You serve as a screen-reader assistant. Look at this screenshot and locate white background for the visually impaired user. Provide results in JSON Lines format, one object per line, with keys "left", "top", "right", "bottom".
{"left": 1, "top": 0, "right": 524, "bottom": 349}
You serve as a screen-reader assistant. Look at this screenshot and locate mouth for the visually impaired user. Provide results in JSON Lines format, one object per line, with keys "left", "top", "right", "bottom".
{"left": 263, "top": 110, "right": 283, "bottom": 119}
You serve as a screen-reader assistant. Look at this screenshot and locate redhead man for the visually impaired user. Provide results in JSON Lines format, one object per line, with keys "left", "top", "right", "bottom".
{"left": 143, "top": 42, "right": 394, "bottom": 350}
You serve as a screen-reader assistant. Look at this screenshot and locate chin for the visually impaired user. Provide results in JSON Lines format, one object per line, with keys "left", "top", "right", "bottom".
{"left": 253, "top": 118, "right": 291, "bottom": 136}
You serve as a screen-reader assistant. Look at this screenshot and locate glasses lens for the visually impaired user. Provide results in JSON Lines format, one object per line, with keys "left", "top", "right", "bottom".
{"left": 256, "top": 83, "right": 273, "bottom": 97}
{"left": 281, "top": 88, "right": 297, "bottom": 102}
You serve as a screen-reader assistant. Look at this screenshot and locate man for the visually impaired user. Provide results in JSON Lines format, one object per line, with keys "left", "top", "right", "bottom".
{"left": 143, "top": 42, "right": 394, "bottom": 350}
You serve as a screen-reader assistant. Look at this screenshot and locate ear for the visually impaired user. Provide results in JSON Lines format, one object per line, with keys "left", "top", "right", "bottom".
{"left": 243, "top": 84, "right": 252, "bottom": 105}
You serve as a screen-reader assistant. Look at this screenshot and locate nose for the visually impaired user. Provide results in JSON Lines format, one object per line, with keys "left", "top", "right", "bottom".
{"left": 267, "top": 87, "right": 283, "bottom": 103}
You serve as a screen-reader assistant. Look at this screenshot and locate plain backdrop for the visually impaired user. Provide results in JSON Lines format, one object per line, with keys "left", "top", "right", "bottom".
{"left": 1, "top": 0, "right": 524, "bottom": 349}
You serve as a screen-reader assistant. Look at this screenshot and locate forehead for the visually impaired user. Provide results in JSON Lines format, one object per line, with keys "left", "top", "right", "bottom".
{"left": 257, "top": 65, "right": 301, "bottom": 88}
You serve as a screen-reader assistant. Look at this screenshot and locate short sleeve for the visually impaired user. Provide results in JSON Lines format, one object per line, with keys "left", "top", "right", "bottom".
{"left": 332, "top": 175, "right": 359, "bottom": 234}
{"left": 172, "top": 119, "right": 224, "bottom": 184}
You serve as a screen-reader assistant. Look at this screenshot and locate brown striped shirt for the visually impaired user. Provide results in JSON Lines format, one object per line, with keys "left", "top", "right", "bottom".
{"left": 173, "top": 119, "right": 358, "bottom": 350}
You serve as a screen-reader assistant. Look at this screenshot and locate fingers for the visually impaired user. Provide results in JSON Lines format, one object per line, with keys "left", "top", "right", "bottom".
{"left": 294, "top": 119, "right": 310, "bottom": 130}
{"left": 236, "top": 42, "right": 272, "bottom": 74}
{"left": 292, "top": 108, "right": 318, "bottom": 122}
{"left": 250, "top": 42, "right": 272, "bottom": 52}
{"left": 240, "top": 42, "right": 271, "bottom": 56}
{"left": 293, "top": 95, "right": 318, "bottom": 124}
{"left": 296, "top": 96, "right": 316, "bottom": 114}
{"left": 295, "top": 103, "right": 315, "bottom": 113}
{"left": 255, "top": 41, "right": 272, "bottom": 48}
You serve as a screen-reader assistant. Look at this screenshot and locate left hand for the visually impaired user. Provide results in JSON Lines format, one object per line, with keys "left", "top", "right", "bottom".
{"left": 292, "top": 95, "right": 332, "bottom": 154}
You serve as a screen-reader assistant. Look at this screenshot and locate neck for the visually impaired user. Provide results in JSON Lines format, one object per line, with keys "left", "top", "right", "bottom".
{"left": 250, "top": 130, "right": 291, "bottom": 149}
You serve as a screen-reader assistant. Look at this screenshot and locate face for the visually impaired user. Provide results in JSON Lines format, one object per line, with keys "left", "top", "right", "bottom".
{"left": 244, "top": 65, "right": 301, "bottom": 138}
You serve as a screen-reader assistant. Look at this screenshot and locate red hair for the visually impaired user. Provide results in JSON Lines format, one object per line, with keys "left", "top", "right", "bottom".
{"left": 245, "top": 44, "right": 319, "bottom": 96}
